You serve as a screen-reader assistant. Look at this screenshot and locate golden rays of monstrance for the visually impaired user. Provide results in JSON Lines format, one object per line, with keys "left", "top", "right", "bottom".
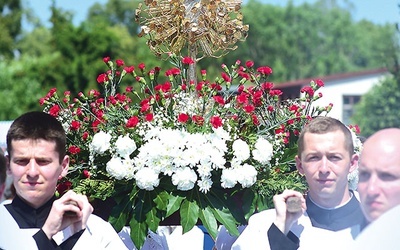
{"left": 136, "top": 0, "right": 249, "bottom": 60}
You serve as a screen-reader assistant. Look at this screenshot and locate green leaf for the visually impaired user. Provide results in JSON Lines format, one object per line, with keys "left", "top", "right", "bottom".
{"left": 198, "top": 206, "right": 218, "bottom": 240}
{"left": 145, "top": 192, "right": 161, "bottom": 232}
{"left": 153, "top": 190, "right": 169, "bottom": 211}
{"left": 129, "top": 215, "right": 148, "bottom": 250}
{"left": 166, "top": 195, "right": 184, "bottom": 217}
{"left": 180, "top": 199, "right": 199, "bottom": 234}
{"left": 206, "top": 190, "right": 239, "bottom": 237}
{"left": 108, "top": 195, "right": 133, "bottom": 232}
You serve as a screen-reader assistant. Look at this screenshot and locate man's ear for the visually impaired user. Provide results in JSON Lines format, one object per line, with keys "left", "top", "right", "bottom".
{"left": 60, "top": 155, "right": 70, "bottom": 178}
{"left": 349, "top": 153, "right": 359, "bottom": 173}
{"left": 296, "top": 155, "right": 305, "bottom": 175}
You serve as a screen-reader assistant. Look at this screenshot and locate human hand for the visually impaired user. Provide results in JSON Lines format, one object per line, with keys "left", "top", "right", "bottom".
{"left": 273, "top": 190, "right": 306, "bottom": 235}
{"left": 42, "top": 190, "right": 93, "bottom": 239}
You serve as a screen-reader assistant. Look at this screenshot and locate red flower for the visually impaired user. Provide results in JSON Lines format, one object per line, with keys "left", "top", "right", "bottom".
{"left": 124, "top": 66, "right": 134, "bottom": 73}
{"left": 82, "top": 131, "right": 89, "bottom": 140}
{"left": 178, "top": 113, "right": 189, "bottom": 123}
{"left": 182, "top": 57, "right": 195, "bottom": 65}
{"left": 210, "top": 116, "right": 223, "bottom": 128}
{"left": 236, "top": 92, "right": 248, "bottom": 104}
{"left": 116, "top": 59, "right": 125, "bottom": 67}
{"left": 140, "top": 99, "right": 150, "bottom": 112}
{"left": 301, "top": 86, "right": 314, "bottom": 97}
{"left": 103, "top": 57, "right": 110, "bottom": 63}
{"left": 68, "top": 145, "right": 81, "bottom": 154}
{"left": 267, "top": 105, "right": 274, "bottom": 112}
{"left": 221, "top": 72, "right": 231, "bottom": 82}
{"left": 213, "top": 96, "right": 225, "bottom": 105}
{"left": 269, "top": 89, "right": 283, "bottom": 97}
{"left": 145, "top": 113, "right": 154, "bottom": 122}
{"left": 70, "top": 120, "right": 81, "bottom": 131}
{"left": 126, "top": 116, "right": 139, "bottom": 128}
{"left": 252, "top": 114, "right": 260, "bottom": 125}
{"left": 192, "top": 115, "right": 204, "bottom": 126}
{"left": 97, "top": 73, "right": 108, "bottom": 84}
{"left": 82, "top": 170, "right": 91, "bottom": 179}
{"left": 49, "top": 105, "right": 60, "bottom": 117}
{"left": 245, "top": 60, "right": 254, "bottom": 68}
{"left": 56, "top": 179, "right": 72, "bottom": 195}
{"left": 244, "top": 105, "right": 255, "bottom": 113}
{"left": 257, "top": 66, "right": 273, "bottom": 75}
{"left": 315, "top": 79, "right": 324, "bottom": 87}
{"left": 126, "top": 86, "right": 134, "bottom": 92}
{"left": 261, "top": 82, "right": 274, "bottom": 91}
{"left": 138, "top": 63, "right": 145, "bottom": 71}
{"left": 161, "top": 82, "right": 172, "bottom": 92}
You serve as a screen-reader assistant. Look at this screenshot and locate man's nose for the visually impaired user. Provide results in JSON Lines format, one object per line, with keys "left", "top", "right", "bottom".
{"left": 27, "top": 160, "right": 39, "bottom": 177}
{"left": 318, "top": 157, "right": 330, "bottom": 174}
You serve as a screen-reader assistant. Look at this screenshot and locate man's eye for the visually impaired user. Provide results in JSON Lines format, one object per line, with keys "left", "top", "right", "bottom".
{"left": 379, "top": 173, "right": 397, "bottom": 181}
{"left": 358, "top": 171, "right": 370, "bottom": 182}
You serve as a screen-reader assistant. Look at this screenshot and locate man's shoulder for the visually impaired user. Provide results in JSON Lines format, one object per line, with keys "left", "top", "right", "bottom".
{"left": 248, "top": 209, "right": 276, "bottom": 224}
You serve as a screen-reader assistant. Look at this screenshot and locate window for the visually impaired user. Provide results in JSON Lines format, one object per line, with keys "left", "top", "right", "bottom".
{"left": 342, "top": 95, "right": 361, "bottom": 125}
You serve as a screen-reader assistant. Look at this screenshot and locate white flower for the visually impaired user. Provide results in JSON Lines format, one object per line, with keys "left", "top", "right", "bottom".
{"left": 197, "top": 177, "right": 213, "bottom": 193}
{"left": 232, "top": 139, "right": 250, "bottom": 162}
{"left": 115, "top": 135, "right": 137, "bottom": 158}
{"left": 90, "top": 131, "right": 112, "bottom": 154}
{"left": 106, "top": 157, "right": 127, "bottom": 180}
{"left": 252, "top": 137, "right": 273, "bottom": 164}
{"left": 221, "top": 168, "right": 238, "bottom": 188}
{"left": 135, "top": 167, "right": 160, "bottom": 191}
{"left": 237, "top": 164, "right": 257, "bottom": 188}
{"left": 172, "top": 167, "right": 197, "bottom": 191}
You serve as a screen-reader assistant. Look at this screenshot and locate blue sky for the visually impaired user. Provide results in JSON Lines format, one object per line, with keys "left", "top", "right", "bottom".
{"left": 24, "top": 0, "right": 399, "bottom": 28}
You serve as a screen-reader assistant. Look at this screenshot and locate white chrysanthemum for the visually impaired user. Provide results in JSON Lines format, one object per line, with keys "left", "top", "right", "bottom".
{"left": 115, "top": 135, "right": 137, "bottom": 158}
{"left": 220, "top": 168, "right": 238, "bottom": 188}
{"left": 348, "top": 167, "right": 359, "bottom": 191}
{"left": 171, "top": 167, "right": 197, "bottom": 191}
{"left": 252, "top": 137, "right": 273, "bottom": 164}
{"left": 197, "top": 162, "right": 213, "bottom": 177}
{"left": 237, "top": 164, "right": 257, "bottom": 188}
{"left": 198, "top": 177, "right": 213, "bottom": 193}
{"left": 135, "top": 167, "right": 160, "bottom": 191}
{"left": 232, "top": 139, "right": 250, "bottom": 162}
{"left": 90, "top": 131, "right": 112, "bottom": 154}
{"left": 106, "top": 157, "right": 127, "bottom": 180}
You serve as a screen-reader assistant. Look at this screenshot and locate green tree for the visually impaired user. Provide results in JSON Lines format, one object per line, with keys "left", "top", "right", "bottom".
{"left": 0, "top": 0, "right": 22, "bottom": 59}
{"left": 0, "top": 58, "right": 42, "bottom": 120}
{"left": 352, "top": 76, "right": 400, "bottom": 137}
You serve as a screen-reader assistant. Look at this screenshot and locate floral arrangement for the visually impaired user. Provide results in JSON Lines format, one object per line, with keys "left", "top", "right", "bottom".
{"left": 38, "top": 0, "right": 338, "bottom": 248}
{"left": 40, "top": 55, "right": 330, "bottom": 248}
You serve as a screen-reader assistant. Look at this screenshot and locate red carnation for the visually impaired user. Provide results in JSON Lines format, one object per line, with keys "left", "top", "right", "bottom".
{"left": 210, "top": 116, "right": 223, "bottom": 128}
{"left": 182, "top": 57, "right": 195, "bottom": 65}
{"left": 126, "top": 116, "right": 139, "bottom": 128}
{"left": 70, "top": 120, "right": 81, "bottom": 131}
{"left": 97, "top": 73, "right": 108, "bottom": 84}
{"left": 68, "top": 145, "right": 81, "bottom": 154}
{"left": 178, "top": 113, "right": 189, "bottom": 123}
{"left": 116, "top": 59, "right": 124, "bottom": 67}
{"left": 49, "top": 104, "right": 60, "bottom": 117}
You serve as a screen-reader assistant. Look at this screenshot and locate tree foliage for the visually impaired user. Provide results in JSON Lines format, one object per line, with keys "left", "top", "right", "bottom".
{"left": 352, "top": 76, "right": 400, "bottom": 137}
{"left": 0, "top": 0, "right": 22, "bottom": 59}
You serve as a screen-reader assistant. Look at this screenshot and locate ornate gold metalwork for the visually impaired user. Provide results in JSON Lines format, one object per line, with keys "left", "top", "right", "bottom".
{"left": 136, "top": 0, "right": 249, "bottom": 60}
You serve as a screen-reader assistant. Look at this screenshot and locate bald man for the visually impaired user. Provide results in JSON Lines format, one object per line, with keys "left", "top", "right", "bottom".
{"left": 352, "top": 128, "right": 400, "bottom": 249}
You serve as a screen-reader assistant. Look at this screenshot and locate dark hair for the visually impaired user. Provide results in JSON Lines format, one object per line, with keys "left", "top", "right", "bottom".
{"left": 0, "top": 152, "right": 6, "bottom": 185}
{"left": 6, "top": 111, "right": 66, "bottom": 163}
{"left": 297, "top": 116, "right": 354, "bottom": 157}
